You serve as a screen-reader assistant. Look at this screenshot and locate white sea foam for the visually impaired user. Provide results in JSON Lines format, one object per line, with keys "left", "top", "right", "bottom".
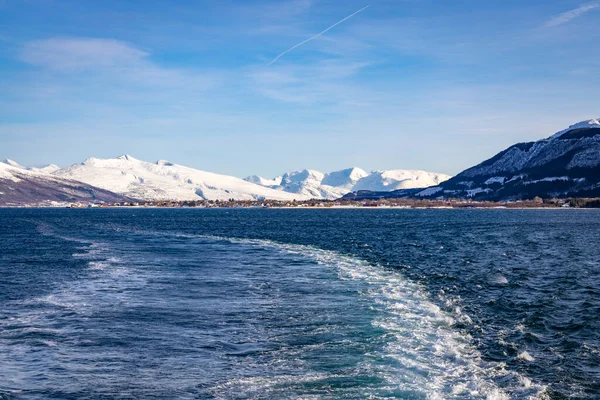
{"left": 517, "top": 351, "right": 535, "bottom": 362}
{"left": 490, "top": 275, "right": 509, "bottom": 285}
{"left": 196, "top": 234, "right": 547, "bottom": 399}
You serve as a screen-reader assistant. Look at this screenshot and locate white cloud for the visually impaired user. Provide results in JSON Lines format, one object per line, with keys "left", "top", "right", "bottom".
{"left": 20, "top": 38, "right": 148, "bottom": 71}
{"left": 544, "top": 1, "right": 600, "bottom": 27}
{"left": 16, "top": 37, "right": 220, "bottom": 92}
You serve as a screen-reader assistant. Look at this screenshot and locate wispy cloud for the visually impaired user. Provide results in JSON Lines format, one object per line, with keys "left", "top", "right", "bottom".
{"left": 20, "top": 38, "right": 148, "bottom": 71}
{"left": 544, "top": 1, "right": 600, "bottom": 27}
{"left": 17, "top": 37, "right": 219, "bottom": 90}
{"left": 267, "top": 5, "right": 370, "bottom": 66}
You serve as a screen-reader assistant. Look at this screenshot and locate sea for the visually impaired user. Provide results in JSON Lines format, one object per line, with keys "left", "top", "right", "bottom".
{"left": 0, "top": 208, "right": 599, "bottom": 399}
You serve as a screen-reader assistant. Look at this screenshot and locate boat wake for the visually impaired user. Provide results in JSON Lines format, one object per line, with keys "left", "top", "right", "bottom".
{"left": 179, "top": 234, "right": 548, "bottom": 399}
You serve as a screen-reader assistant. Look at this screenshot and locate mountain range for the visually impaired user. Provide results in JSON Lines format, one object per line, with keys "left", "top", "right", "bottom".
{"left": 3, "top": 118, "right": 599, "bottom": 205}
{"left": 345, "top": 118, "right": 600, "bottom": 201}
{"left": 245, "top": 168, "right": 450, "bottom": 200}
{"left": 0, "top": 155, "right": 450, "bottom": 205}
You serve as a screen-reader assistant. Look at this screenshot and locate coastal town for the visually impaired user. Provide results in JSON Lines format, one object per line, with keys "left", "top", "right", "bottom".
{"left": 64, "top": 197, "right": 600, "bottom": 209}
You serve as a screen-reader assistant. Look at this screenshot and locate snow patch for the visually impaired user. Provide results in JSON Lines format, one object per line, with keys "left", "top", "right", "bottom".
{"left": 244, "top": 175, "right": 283, "bottom": 188}
{"left": 416, "top": 186, "right": 443, "bottom": 197}
{"left": 484, "top": 176, "right": 506, "bottom": 185}
{"left": 28, "top": 164, "right": 61, "bottom": 174}
{"left": 523, "top": 176, "right": 570, "bottom": 185}
{"left": 3, "top": 159, "right": 24, "bottom": 169}
{"left": 466, "top": 188, "right": 492, "bottom": 197}
{"left": 550, "top": 118, "right": 600, "bottom": 139}
{"left": 506, "top": 175, "right": 526, "bottom": 183}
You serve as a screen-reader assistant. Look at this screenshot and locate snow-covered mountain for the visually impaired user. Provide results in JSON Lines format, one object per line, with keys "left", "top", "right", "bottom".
{"left": 415, "top": 118, "right": 600, "bottom": 200}
{"left": 3, "top": 159, "right": 61, "bottom": 174}
{"left": 0, "top": 160, "right": 127, "bottom": 206}
{"left": 1, "top": 155, "right": 452, "bottom": 204}
{"left": 245, "top": 167, "right": 451, "bottom": 200}
{"left": 352, "top": 170, "right": 452, "bottom": 192}
{"left": 54, "top": 155, "right": 300, "bottom": 201}
{"left": 321, "top": 167, "right": 370, "bottom": 190}
{"left": 29, "top": 164, "right": 61, "bottom": 174}
{"left": 277, "top": 169, "right": 345, "bottom": 199}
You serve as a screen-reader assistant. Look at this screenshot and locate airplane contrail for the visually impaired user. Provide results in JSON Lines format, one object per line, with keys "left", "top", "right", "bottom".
{"left": 266, "top": 5, "right": 370, "bottom": 66}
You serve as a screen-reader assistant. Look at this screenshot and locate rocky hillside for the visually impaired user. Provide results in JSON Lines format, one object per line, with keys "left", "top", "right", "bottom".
{"left": 344, "top": 119, "right": 600, "bottom": 201}
{"left": 417, "top": 119, "right": 600, "bottom": 200}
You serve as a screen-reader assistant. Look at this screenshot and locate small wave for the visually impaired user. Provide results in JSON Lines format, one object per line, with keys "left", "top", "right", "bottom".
{"left": 490, "top": 275, "right": 509, "bottom": 285}
{"left": 517, "top": 351, "right": 535, "bottom": 362}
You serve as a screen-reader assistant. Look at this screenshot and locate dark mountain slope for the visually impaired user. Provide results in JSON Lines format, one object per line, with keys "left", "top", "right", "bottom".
{"left": 344, "top": 119, "right": 600, "bottom": 201}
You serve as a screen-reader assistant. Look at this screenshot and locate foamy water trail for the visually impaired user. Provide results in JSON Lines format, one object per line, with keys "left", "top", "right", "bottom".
{"left": 1, "top": 222, "right": 548, "bottom": 399}
{"left": 193, "top": 234, "right": 548, "bottom": 399}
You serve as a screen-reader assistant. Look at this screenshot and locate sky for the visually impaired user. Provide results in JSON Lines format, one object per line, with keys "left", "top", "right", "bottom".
{"left": 0, "top": 0, "right": 599, "bottom": 178}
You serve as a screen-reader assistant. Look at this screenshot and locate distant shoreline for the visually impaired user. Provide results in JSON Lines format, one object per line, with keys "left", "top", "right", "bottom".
{"left": 1, "top": 205, "right": 598, "bottom": 210}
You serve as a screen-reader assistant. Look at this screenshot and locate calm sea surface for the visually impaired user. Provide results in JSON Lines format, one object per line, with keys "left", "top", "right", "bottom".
{"left": 0, "top": 209, "right": 599, "bottom": 399}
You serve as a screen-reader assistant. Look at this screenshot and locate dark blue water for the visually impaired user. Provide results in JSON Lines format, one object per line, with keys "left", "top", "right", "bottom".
{"left": 1, "top": 209, "right": 599, "bottom": 399}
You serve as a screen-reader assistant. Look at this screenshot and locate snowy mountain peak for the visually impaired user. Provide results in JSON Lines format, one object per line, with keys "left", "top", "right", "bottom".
{"left": 82, "top": 157, "right": 99, "bottom": 165}
{"left": 117, "top": 154, "right": 137, "bottom": 161}
{"left": 281, "top": 169, "right": 325, "bottom": 185}
{"left": 322, "top": 167, "right": 369, "bottom": 188}
{"left": 2, "top": 159, "right": 24, "bottom": 168}
{"left": 55, "top": 156, "right": 300, "bottom": 201}
{"left": 28, "top": 164, "right": 61, "bottom": 174}
{"left": 551, "top": 118, "right": 600, "bottom": 139}
{"left": 416, "top": 117, "right": 600, "bottom": 200}
{"left": 81, "top": 155, "right": 142, "bottom": 168}
{"left": 346, "top": 167, "right": 369, "bottom": 179}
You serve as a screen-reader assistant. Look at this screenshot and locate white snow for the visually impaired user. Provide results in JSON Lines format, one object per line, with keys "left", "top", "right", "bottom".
{"left": 28, "top": 164, "right": 61, "bottom": 174}
{"left": 466, "top": 188, "right": 492, "bottom": 197}
{"left": 54, "top": 155, "right": 301, "bottom": 201}
{"left": 353, "top": 170, "right": 450, "bottom": 192}
{"left": 523, "top": 176, "right": 570, "bottom": 185}
{"left": 550, "top": 118, "right": 600, "bottom": 139}
{"left": 277, "top": 169, "right": 345, "bottom": 200}
{"left": 1, "top": 159, "right": 70, "bottom": 184}
{"left": 462, "top": 119, "right": 600, "bottom": 178}
{"left": 249, "top": 167, "right": 451, "bottom": 200}
{"left": 567, "top": 145, "right": 600, "bottom": 169}
{"left": 484, "top": 176, "right": 506, "bottom": 185}
{"left": 416, "top": 186, "right": 443, "bottom": 197}
{"left": 1, "top": 160, "right": 62, "bottom": 176}
{"left": 321, "top": 167, "right": 369, "bottom": 189}
{"left": 3, "top": 159, "right": 25, "bottom": 169}
{"left": 506, "top": 174, "right": 526, "bottom": 183}
{"left": 0, "top": 161, "right": 25, "bottom": 182}
{"left": 2, "top": 156, "right": 453, "bottom": 202}
{"left": 244, "top": 175, "right": 283, "bottom": 187}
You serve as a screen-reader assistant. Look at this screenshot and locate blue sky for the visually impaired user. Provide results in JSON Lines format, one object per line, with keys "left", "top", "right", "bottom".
{"left": 0, "top": 0, "right": 599, "bottom": 177}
